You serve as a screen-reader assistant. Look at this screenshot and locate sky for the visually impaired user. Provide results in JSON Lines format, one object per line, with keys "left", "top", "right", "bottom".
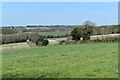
{"left": 2, "top": 2, "right": 118, "bottom": 26}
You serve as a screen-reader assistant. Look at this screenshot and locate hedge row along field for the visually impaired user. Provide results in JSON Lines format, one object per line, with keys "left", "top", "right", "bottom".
{"left": 1, "top": 33, "right": 49, "bottom": 46}
{"left": 78, "top": 37, "right": 120, "bottom": 43}
{"left": 1, "top": 33, "right": 28, "bottom": 44}
{"left": 59, "top": 37, "right": 120, "bottom": 45}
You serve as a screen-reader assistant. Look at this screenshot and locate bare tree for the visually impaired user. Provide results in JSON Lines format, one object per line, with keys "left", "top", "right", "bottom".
{"left": 82, "top": 21, "right": 96, "bottom": 27}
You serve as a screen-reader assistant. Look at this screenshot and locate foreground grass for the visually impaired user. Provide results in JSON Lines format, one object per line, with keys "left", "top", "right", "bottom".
{"left": 2, "top": 43, "right": 118, "bottom": 78}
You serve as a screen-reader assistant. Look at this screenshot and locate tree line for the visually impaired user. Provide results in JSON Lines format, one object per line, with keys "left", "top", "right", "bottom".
{"left": 1, "top": 33, "right": 28, "bottom": 44}
{"left": 1, "top": 33, "right": 49, "bottom": 46}
{"left": 92, "top": 25, "right": 119, "bottom": 35}
{"left": 71, "top": 25, "right": 120, "bottom": 41}
{"left": 40, "top": 34, "right": 70, "bottom": 38}
{"left": 1, "top": 25, "right": 119, "bottom": 36}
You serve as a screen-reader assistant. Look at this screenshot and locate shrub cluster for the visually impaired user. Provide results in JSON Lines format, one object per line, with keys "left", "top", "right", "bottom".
{"left": 59, "top": 40, "right": 76, "bottom": 45}
{"left": 37, "top": 39, "right": 49, "bottom": 46}
{"left": 71, "top": 26, "right": 93, "bottom": 41}
{"left": 29, "top": 33, "right": 49, "bottom": 46}
{"left": 59, "top": 37, "right": 120, "bottom": 45}
{"left": 59, "top": 40, "right": 66, "bottom": 45}
{"left": 71, "top": 25, "right": 120, "bottom": 41}
{"left": 40, "top": 34, "right": 70, "bottom": 38}
{"left": 76, "top": 37, "right": 120, "bottom": 43}
{"left": 90, "top": 37, "right": 120, "bottom": 43}
{"left": 1, "top": 33, "right": 28, "bottom": 44}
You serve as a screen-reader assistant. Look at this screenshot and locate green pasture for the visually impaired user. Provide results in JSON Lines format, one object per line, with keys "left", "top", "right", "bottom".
{"left": 48, "top": 38, "right": 67, "bottom": 40}
{"left": 2, "top": 43, "right": 118, "bottom": 78}
{"left": 25, "top": 27, "right": 49, "bottom": 29}
{"left": 26, "top": 31, "right": 70, "bottom": 35}
{"left": 90, "top": 34, "right": 119, "bottom": 40}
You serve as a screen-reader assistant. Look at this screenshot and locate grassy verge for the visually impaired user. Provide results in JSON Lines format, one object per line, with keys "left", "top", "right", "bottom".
{"left": 26, "top": 41, "right": 37, "bottom": 48}
{"left": 1, "top": 42, "right": 29, "bottom": 50}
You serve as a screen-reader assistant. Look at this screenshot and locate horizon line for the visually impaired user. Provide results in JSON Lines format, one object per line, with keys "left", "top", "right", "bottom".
{"left": 1, "top": 24, "right": 119, "bottom": 27}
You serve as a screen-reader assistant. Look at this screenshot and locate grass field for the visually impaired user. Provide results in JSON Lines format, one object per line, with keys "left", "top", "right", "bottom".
{"left": 25, "top": 27, "right": 71, "bottom": 30}
{"left": 26, "top": 31, "right": 70, "bottom": 35}
{"left": 48, "top": 38, "right": 67, "bottom": 40}
{"left": 91, "top": 34, "right": 119, "bottom": 40}
{"left": 26, "top": 27, "right": 49, "bottom": 29}
{"left": 2, "top": 43, "right": 118, "bottom": 78}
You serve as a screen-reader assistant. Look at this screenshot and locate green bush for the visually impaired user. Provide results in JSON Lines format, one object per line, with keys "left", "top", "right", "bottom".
{"left": 60, "top": 40, "right": 76, "bottom": 45}
{"left": 41, "top": 39, "right": 49, "bottom": 46}
{"left": 65, "top": 40, "right": 76, "bottom": 44}
{"left": 91, "top": 37, "right": 120, "bottom": 42}
{"left": 37, "top": 39, "right": 49, "bottom": 46}
{"left": 29, "top": 33, "right": 41, "bottom": 44}
{"left": 29, "top": 33, "right": 49, "bottom": 46}
{"left": 37, "top": 41, "right": 43, "bottom": 46}
{"left": 71, "top": 26, "right": 93, "bottom": 41}
{"left": 59, "top": 40, "right": 66, "bottom": 45}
